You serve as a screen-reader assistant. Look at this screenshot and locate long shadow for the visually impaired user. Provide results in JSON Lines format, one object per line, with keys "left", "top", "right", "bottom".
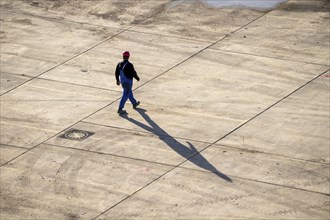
{"left": 121, "top": 108, "right": 232, "bottom": 182}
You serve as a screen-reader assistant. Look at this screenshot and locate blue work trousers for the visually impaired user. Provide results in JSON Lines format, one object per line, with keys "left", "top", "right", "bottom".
{"left": 119, "top": 72, "right": 137, "bottom": 109}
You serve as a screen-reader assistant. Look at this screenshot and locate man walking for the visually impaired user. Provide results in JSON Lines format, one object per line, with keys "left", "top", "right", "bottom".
{"left": 115, "top": 51, "right": 140, "bottom": 114}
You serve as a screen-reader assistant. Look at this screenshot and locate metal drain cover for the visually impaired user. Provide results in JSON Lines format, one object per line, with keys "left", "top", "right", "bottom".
{"left": 59, "top": 129, "right": 94, "bottom": 141}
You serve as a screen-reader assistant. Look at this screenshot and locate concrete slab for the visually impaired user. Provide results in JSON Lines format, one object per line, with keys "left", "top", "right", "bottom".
{"left": 0, "top": 144, "right": 27, "bottom": 166}
{"left": 181, "top": 144, "right": 329, "bottom": 194}
{"left": 132, "top": 1, "right": 265, "bottom": 41}
{"left": 212, "top": 0, "right": 330, "bottom": 65}
{"left": 48, "top": 121, "right": 329, "bottom": 194}
{"left": 0, "top": 78, "right": 120, "bottom": 148}
{"left": 46, "top": 122, "right": 210, "bottom": 167}
{"left": 133, "top": 49, "right": 329, "bottom": 115}
{"left": 0, "top": 72, "right": 31, "bottom": 95}
{"left": 84, "top": 49, "right": 329, "bottom": 143}
{"left": 0, "top": 10, "right": 121, "bottom": 79}
{"left": 0, "top": 121, "right": 57, "bottom": 150}
{"left": 40, "top": 31, "right": 210, "bottom": 91}
{"left": 97, "top": 167, "right": 330, "bottom": 219}
{"left": 0, "top": 9, "right": 56, "bottom": 77}
{"left": 0, "top": 144, "right": 172, "bottom": 220}
{"left": 84, "top": 101, "right": 239, "bottom": 143}
{"left": 0, "top": 0, "right": 170, "bottom": 28}
{"left": 218, "top": 73, "right": 330, "bottom": 163}
{"left": 0, "top": 0, "right": 329, "bottom": 219}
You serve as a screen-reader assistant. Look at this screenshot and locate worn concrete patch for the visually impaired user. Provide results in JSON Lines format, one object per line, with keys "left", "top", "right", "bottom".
{"left": 97, "top": 167, "right": 330, "bottom": 219}
{"left": 0, "top": 0, "right": 170, "bottom": 28}
{"left": 0, "top": 144, "right": 172, "bottom": 220}
{"left": 213, "top": 0, "right": 330, "bottom": 65}
{"left": 202, "top": 0, "right": 288, "bottom": 10}
{"left": 181, "top": 144, "right": 329, "bottom": 194}
{"left": 0, "top": 10, "right": 121, "bottom": 79}
{"left": 133, "top": 1, "right": 264, "bottom": 41}
{"left": 0, "top": 72, "right": 32, "bottom": 95}
{"left": 0, "top": 144, "right": 27, "bottom": 166}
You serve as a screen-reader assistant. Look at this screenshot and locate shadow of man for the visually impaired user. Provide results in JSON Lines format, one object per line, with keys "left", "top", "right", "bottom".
{"left": 121, "top": 108, "right": 232, "bottom": 182}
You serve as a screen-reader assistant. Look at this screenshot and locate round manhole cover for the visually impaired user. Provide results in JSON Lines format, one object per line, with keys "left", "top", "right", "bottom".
{"left": 59, "top": 129, "right": 94, "bottom": 141}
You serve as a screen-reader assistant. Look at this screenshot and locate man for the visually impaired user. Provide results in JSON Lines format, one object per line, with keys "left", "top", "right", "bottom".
{"left": 115, "top": 51, "right": 140, "bottom": 114}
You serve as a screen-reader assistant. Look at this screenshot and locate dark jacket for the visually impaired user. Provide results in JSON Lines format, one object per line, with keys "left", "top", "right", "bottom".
{"left": 115, "top": 60, "right": 140, "bottom": 82}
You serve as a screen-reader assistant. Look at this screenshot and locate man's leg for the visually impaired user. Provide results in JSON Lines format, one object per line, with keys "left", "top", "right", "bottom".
{"left": 127, "top": 82, "right": 140, "bottom": 108}
{"left": 119, "top": 82, "right": 130, "bottom": 110}
{"left": 128, "top": 90, "right": 137, "bottom": 105}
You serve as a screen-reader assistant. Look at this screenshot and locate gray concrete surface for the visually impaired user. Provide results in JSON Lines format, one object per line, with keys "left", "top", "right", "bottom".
{"left": 0, "top": 0, "right": 329, "bottom": 219}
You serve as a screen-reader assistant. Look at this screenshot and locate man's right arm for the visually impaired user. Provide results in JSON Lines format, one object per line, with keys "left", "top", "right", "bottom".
{"left": 130, "top": 63, "right": 140, "bottom": 81}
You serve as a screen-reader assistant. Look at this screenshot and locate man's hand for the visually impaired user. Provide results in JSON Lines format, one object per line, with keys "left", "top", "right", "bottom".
{"left": 116, "top": 81, "right": 120, "bottom": 86}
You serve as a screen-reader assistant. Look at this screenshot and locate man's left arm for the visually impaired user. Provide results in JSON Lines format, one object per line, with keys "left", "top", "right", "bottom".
{"left": 131, "top": 64, "right": 140, "bottom": 81}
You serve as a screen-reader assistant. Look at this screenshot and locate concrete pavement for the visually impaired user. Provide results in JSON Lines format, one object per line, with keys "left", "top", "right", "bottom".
{"left": 0, "top": 0, "right": 329, "bottom": 219}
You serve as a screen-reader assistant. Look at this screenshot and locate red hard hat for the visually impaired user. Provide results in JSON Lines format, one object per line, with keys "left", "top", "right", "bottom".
{"left": 123, "top": 51, "right": 130, "bottom": 57}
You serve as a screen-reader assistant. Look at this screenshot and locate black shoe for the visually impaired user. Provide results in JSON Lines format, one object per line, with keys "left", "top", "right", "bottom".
{"left": 133, "top": 101, "right": 140, "bottom": 109}
{"left": 117, "top": 109, "right": 127, "bottom": 114}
